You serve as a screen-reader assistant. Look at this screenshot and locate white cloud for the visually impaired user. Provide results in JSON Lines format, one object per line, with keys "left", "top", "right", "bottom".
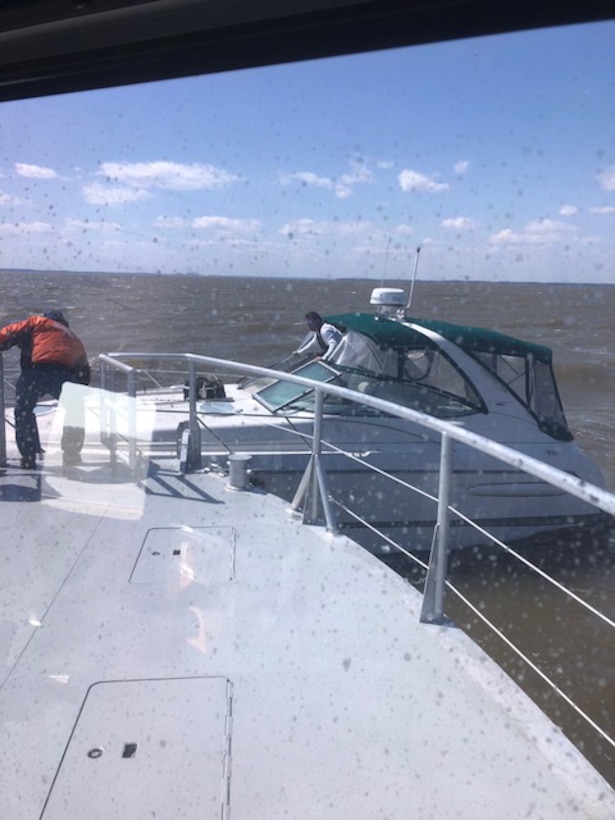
{"left": 392, "top": 223, "right": 415, "bottom": 236}
{"left": 281, "top": 171, "right": 334, "bottom": 191}
{"left": 65, "top": 218, "right": 122, "bottom": 233}
{"left": 155, "top": 214, "right": 262, "bottom": 234}
{"left": 0, "top": 190, "right": 23, "bottom": 206}
{"left": 14, "top": 162, "right": 58, "bottom": 179}
{"left": 596, "top": 165, "right": 615, "bottom": 191}
{"left": 88, "top": 161, "right": 238, "bottom": 205}
{"left": 155, "top": 216, "right": 188, "bottom": 228}
{"left": 334, "top": 184, "right": 353, "bottom": 200}
{"left": 0, "top": 221, "right": 53, "bottom": 235}
{"left": 99, "top": 160, "right": 238, "bottom": 191}
{"left": 441, "top": 217, "right": 476, "bottom": 230}
{"left": 189, "top": 236, "right": 263, "bottom": 250}
{"left": 454, "top": 160, "right": 470, "bottom": 175}
{"left": 192, "top": 216, "right": 261, "bottom": 232}
{"left": 83, "top": 183, "right": 151, "bottom": 205}
{"left": 490, "top": 218, "right": 575, "bottom": 245}
{"left": 335, "top": 220, "right": 370, "bottom": 236}
{"left": 589, "top": 206, "right": 615, "bottom": 214}
{"left": 280, "top": 218, "right": 329, "bottom": 237}
{"left": 399, "top": 169, "right": 449, "bottom": 193}
{"left": 280, "top": 160, "right": 372, "bottom": 200}
{"left": 336, "top": 161, "right": 372, "bottom": 199}
{"left": 559, "top": 204, "right": 579, "bottom": 216}
{"left": 280, "top": 218, "right": 368, "bottom": 238}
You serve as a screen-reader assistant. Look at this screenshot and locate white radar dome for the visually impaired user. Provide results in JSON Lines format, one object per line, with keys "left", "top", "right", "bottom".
{"left": 369, "top": 288, "right": 405, "bottom": 307}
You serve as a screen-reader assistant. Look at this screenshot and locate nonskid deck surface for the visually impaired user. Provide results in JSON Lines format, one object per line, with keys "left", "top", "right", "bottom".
{"left": 0, "top": 437, "right": 614, "bottom": 818}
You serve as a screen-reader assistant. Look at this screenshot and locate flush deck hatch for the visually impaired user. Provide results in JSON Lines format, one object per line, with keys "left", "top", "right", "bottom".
{"left": 41, "top": 676, "right": 231, "bottom": 818}
{"left": 130, "top": 526, "right": 235, "bottom": 585}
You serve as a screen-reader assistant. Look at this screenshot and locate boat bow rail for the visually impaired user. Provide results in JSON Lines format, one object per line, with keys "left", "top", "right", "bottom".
{"left": 98, "top": 350, "right": 615, "bottom": 515}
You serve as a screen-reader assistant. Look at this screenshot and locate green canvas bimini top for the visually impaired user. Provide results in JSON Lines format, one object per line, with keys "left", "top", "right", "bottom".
{"left": 327, "top": 313, "right": 553, "bottom": 364}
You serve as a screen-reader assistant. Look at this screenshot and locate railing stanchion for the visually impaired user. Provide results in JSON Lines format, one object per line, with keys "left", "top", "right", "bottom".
{"left": 421, "top": 433, "right": 453, "bottom": 624}
{"left": 186, "top": 358, "right": 202, "bottom": 472}
{"left": 0, "top": 355, "right": 7, "bottom": 467}
{"left": 291, "top": 387, "right": 337, "bottom": 532}
{"left": 127, "top": 367, "right": 137, "bottom": 472}
{"left": 290, "top": 457, "right": 313, "bottom": 512}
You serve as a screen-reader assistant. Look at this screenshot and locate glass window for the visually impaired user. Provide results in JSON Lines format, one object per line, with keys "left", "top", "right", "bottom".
{"left": 254, "top": 361, "right": 337, "bottom": 412}
{"left": 473, "top": 351, "right": 572, "bottom": 439}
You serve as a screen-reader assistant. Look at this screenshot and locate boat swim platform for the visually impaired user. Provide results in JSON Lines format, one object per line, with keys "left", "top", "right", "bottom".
{"left": 0, "top": 442, "right": 613, "bottom": 819}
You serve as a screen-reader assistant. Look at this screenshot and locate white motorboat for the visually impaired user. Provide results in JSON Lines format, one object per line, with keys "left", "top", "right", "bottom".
{"left": 102, "top": 286, "right": 606, "bottom": 553}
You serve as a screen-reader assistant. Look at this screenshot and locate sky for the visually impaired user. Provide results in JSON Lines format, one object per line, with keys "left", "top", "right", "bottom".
{"left": 0, "top": 20, "right": 614, "bottom": 283}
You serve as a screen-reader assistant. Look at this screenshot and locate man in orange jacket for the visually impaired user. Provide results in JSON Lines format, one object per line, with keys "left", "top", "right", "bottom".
{"left": 0, "top": 309, "right": 90, "bottom": 469}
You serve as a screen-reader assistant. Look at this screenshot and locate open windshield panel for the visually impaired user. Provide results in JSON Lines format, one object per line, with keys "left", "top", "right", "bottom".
{"left": 472, "top": 351, "right": 573, "bottom": 441}
{"left": 239, "top": 342, "right": 317, "bottom": 392}
{"left": 254, "top": 361, "right": 341, "bottom": 413}
{"left": 239, "top": 351, "right": 314, "bottom": 393}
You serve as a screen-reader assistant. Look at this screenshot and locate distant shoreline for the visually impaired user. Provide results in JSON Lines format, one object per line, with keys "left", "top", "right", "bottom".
{"left": 1, "top": 268, "right": 613, "bottom": 287}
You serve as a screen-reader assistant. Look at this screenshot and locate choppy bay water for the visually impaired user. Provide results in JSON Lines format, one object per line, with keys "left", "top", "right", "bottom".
{"left": 1, "top": 269, "right": 614, "bottom": 784}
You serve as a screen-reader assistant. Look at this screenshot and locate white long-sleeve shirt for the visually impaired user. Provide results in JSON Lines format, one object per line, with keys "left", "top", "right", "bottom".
{"left": 296, "top": 321, "right": 342, "bottom": 359}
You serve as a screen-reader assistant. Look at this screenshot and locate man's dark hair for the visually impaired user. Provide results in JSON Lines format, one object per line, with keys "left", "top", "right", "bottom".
{"left": 43, "top": 309, "right": 69, "bottom": 327}
{"left": 305, "top": 311, "right": 322, "bottom": 323}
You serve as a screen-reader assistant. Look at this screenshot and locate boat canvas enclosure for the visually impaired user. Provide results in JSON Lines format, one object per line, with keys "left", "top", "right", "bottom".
{"left": 327, "top": 313, "right": 573, "bottom": 440}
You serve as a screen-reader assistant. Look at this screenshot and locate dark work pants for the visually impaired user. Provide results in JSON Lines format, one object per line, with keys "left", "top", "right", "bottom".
{"left": 14, "top": 365, "right": 84, "bottom": 460}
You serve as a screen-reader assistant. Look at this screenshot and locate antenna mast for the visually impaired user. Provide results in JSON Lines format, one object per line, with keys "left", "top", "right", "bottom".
{"left": 381, "top": 236, "right": 391, "bottom": 286}
{"left": 406, "top": 246, "right": 421, "bottom": 310}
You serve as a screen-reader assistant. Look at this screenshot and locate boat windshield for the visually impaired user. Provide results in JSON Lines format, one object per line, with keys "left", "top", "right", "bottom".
{"left": 254, "top": 331, "right": 484, "bottom": 419}
{"left": 330, "top": 330, "right": 483, "bottom": 418}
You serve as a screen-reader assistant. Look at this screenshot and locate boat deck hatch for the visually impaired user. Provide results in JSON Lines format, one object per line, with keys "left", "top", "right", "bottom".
{"left": 41, "top": 676, "right": 231, "bottom": 819}
{"left": 130, "top": 526, "right": 236, "bottom": 585}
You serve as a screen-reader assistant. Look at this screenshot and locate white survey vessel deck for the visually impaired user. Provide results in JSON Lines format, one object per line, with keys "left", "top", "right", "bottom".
{"left": 0, "top": 436, "right": 613, "bottom": 819}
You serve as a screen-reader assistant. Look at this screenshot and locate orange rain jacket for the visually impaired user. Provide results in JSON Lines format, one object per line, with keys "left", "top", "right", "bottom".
{"left": 0, "top": 315, "right": 89, "bottom": 375}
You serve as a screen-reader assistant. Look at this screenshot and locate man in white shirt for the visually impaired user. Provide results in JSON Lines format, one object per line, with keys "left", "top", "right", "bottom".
{"left": 295, "top": 311, "right": 343, "bottom": 360}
